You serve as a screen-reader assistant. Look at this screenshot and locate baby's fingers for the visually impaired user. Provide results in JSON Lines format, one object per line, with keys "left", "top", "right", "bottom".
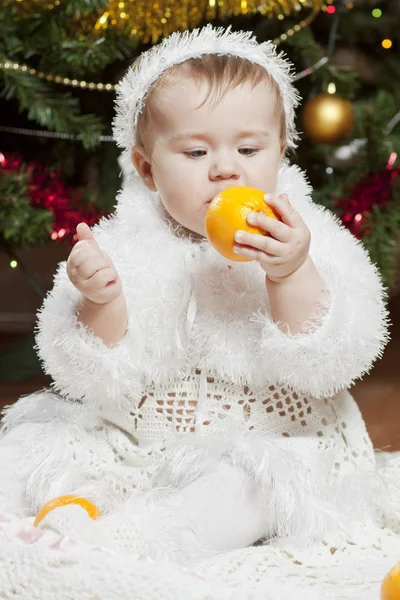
{"left": 79, "top": 266, "right": 121, "bottom": 304}
{"left": 265, "top": 193, "right": 302, "bottom": 229}
{"left": 83, "top": 266, "right": 119, "bottom": 291}
{"left": 68, "top": 243, "right": 101, "bottom": 272}
{"left": 75, "top": 255, "right": 113, "bottom": 282}
{"left": 76, "top": 222, "right": 98, "bottom": 245}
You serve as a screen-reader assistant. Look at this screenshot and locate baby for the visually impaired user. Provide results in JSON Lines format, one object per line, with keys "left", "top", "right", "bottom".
{"left": 71, "top": 51, "right": 321, "bottom": 345}
{"left": 0, "top": 26, "right": 394, "bottom": 565}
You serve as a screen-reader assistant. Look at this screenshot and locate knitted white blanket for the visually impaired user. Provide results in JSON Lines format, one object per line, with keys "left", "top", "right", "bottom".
{"left": 1, "top": 511, "right": 399, "bottom": 600}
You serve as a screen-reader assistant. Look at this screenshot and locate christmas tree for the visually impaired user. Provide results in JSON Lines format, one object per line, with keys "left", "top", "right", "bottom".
{"left": 1, "top": 0, "right": 399, "bottom": 294}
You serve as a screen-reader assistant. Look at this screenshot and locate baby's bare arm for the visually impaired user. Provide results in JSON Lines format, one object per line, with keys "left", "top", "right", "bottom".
{"left": 67, "top": 223, "right": 128, "bottom": 347}
{"left": 77, "top": 293, "right": 128, "bottom": 347}
{"left": 265, "top": 255, "right": 327, "bottom": 335}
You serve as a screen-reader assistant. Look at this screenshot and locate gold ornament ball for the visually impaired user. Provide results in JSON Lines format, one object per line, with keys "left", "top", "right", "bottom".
{"left": 302, "top": 93, "right": 355, "bottom": 145}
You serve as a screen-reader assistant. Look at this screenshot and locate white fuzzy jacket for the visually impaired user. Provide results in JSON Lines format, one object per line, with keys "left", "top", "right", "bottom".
{"left": 36, "top": 162, "right": 389, "bottom": 408}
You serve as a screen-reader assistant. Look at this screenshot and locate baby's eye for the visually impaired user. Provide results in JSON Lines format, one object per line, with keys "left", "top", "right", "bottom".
{"left": 239, "top": 148, "right": 258, "bottom": 156}
{"left": 185, "top": 150, "right": 207, "bottom": 158}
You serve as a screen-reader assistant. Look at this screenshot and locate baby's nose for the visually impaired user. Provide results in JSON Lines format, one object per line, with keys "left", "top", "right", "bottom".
{"left": 209, "top": 161, "right": 240, "bottom": 180}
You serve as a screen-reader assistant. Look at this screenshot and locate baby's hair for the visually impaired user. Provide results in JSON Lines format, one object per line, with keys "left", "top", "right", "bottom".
{"left": 135, "top": 54, "right": 286, "bottom": 152}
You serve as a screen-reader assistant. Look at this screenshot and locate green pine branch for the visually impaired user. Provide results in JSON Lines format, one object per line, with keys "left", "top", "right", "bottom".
{"left": 62, "top": 0, "right": 109, "bottom": 18}
{"left": 1, "top": 66, "right": 105, "bottom": 149}
{"left": 362, "top": 200, "right": 400, "bottom": 290}
{"left": 351, "top": 90, "right": 400, "bottom": 175}
{"left": 0, "top": 2, "right": 137, "bottom": 78}
{"left": 0, "top": 169, "right": 53, "bottom": 247}
{"left": 286, "top": 26, "right": 359, "bottom": 98}
{"left": 47, "top": 36, "right": 134, "bottom": 78}
{"left": 285, "top": 25, "right": 324, "bottom": 67}
{"left": 17, "top": 15, "right": 136, "bottom": 78}
{"left": 0, "top": 4, "right": 23, "bottom": 56}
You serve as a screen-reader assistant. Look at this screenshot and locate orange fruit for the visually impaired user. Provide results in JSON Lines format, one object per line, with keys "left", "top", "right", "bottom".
{"left": 381, "top": 563, "right": 400, "bottom": 600}
{"left": 205, "top": 186, "right": 280, "bottom": 262}
{"left": 33, "top": 495, "right": 101, "bottom": 527}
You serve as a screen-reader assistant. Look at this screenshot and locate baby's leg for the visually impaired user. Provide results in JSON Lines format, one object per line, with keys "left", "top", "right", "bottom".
{"left": 38, "top": 460, "right": 270, "bottom": 563}
{"left": 156, "top": 460, "right": 269, "bottom": 556}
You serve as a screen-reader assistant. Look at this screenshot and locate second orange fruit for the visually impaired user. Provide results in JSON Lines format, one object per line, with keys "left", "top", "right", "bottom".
{"left": 381, "top": 563, "right": 400, "bottom": 600}
{"left": 205, "top": 186, "right": 279, "bottom": 262}
{"left": 33, "top": 494, "right": 102, "bottom": 527}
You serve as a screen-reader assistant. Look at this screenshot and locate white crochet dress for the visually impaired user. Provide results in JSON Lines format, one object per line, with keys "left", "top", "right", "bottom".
{"left": 1, "top": 163, "right": 400, "bottom": 598}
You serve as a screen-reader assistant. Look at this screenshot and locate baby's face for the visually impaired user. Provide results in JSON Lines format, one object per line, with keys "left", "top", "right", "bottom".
{"left": 133, "top": 74, "right": 284, "bottom": 237}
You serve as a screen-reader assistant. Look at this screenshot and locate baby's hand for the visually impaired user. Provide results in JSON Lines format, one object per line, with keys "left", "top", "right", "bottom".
{"left": 67, "top": 223, "right": 122, "bottom": 304}
{"left": 233, "top": 193, "right": 311, "bottom": 282}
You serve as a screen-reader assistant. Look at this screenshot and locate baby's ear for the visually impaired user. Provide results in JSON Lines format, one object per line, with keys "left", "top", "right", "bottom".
{"left": 131, "top": 145, "right": 157, "bottom": 191}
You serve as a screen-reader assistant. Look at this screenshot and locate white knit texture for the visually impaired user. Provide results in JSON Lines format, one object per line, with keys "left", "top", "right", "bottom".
{"left": 2, "top": 472, "right": 400, "bottom": 600}
{"left": 0, "top": 380, "right": 384, "bottom": 521}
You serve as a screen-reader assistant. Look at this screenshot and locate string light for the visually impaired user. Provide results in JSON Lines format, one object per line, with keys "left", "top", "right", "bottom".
{"left": 326, "top": 5, "right": 335, "bottom": 14}
{"left": 10, "top": 260, "right": 18, "bottom": 269}
{"left": 327, "top": 82, "right": 336, "bottom": 94}
{"left": 292, "top": 56, "right": 328, "bottom": 81}
{"left": 387, "top": 152, "right": 398, "bottom": 170}
{"left": 372, "top": 8, "right": 382, "bottom": 18}
{"left": 382, "top": 39, "right": 392, "bottom": 49}
{"left": 0, "top": 61, "right": 116, "bottom": 91}
{"left": 0, "top": 125, "right": 114, "bottom": 142}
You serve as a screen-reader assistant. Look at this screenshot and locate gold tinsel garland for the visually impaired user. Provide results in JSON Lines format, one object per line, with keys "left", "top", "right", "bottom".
{"left": 95, "top": 0, "right": 323, "bottom": 43}
{"left": 13, "top": 0, "right": 323, "bottom": 44}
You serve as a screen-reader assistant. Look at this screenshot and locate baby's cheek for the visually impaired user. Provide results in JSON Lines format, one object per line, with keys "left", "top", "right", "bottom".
{"left": 159, "top": 188, "right": 187, "bottom": 221}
